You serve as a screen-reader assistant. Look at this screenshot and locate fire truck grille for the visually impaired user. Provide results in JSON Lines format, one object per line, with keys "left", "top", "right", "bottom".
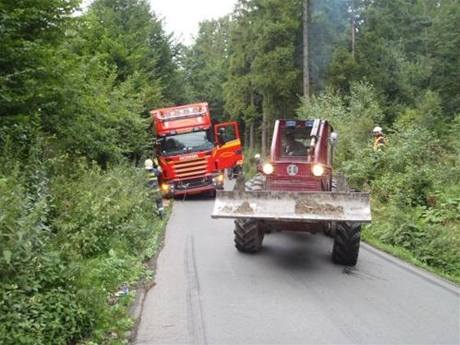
{"left": 175, "top": 176, "right": 213, "bottom": 190}
{"left": 173, "top": 157, "right": 209, "bottom": 178}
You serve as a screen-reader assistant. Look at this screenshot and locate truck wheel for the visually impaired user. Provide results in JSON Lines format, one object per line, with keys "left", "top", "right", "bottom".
{"left": 234, "top": 219, "right": 264, "bottom": 253}
{"left": 332, "top": 222, "right": 361, "bottom": 266}
{"left": 208, "top": 189, "right": 217, "bottom": 198}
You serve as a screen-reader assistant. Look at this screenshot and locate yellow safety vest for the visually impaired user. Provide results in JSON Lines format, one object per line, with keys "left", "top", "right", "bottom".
{"left": 373, "top": 136, "right": 385, "bottom": 151}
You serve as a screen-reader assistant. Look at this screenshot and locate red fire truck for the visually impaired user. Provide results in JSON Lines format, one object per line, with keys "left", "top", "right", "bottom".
{"left": 151, "top": 102, "right": 243, "bottom": 197}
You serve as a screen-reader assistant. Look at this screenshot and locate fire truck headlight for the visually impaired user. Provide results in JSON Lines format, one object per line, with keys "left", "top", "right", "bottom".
{"left": 161, "top": 183, "right": 170, "bottom": 193}
{"left": 312, "top": 164, "right": 325, "bottom": 177}
{"left": 262, "top": 163, "right": 274, "bottom": 175}
{"left": 216, "top": 174, "right": 224, "bottom": 183}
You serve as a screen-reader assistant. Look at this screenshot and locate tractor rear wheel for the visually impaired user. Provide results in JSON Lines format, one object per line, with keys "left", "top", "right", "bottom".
{"left": 332, "top": 222, "right": 361, "bottom": 266}
{"left": 234, "top": 219, "right": 264, "bottom": 253}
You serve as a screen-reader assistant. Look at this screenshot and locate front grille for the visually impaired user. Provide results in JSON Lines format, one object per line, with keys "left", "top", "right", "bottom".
{"left": 175, "top": 176, "right": 212, "bottom": 190}
{"left": 267, "top": 177, "right": 321, "bottom": 191}
{"left": 173, "top": 156, "right": 209, "bottom": 178}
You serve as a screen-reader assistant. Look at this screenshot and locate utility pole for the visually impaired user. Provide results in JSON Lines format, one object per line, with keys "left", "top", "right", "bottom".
{"left": 303, "top": 0, "right": 310, "bottom": 98}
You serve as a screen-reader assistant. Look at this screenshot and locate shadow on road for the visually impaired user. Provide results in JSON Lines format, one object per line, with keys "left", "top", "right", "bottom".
{"left": 173, "top": 192, "right": 216, "bottom": 202}
{"left": 247, "top": 231, "right": 350, "bottom": 277}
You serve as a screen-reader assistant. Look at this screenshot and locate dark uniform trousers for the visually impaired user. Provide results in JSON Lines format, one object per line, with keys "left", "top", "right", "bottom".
{"left": 146, "top": 168, "right": 164, "bottom": 216}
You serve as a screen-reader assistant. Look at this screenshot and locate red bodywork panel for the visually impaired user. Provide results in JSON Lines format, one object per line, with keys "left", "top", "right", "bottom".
{"left": 266, "top": 119, "right": 332, "bottom": 192}
{"left": 151, "top": 102, "right": 212, "bottom": 136}
{"left": 150, "top": 103, "right": 243, "bottom": 196}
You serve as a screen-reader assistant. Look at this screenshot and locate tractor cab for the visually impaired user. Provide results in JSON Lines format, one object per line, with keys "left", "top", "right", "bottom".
{"left": 260, "top": 119, "right": 334, "bottom": 192}
{"left": 278, "top": 120, "right": 312, "bottom": 159}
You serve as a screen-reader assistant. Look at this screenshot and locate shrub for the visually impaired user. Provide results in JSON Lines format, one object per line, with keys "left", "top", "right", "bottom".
{"left": 0, "top": 159, "right": 164, "bottom": 344}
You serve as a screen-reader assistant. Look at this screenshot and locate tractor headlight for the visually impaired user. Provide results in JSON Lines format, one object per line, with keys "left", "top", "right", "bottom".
{"left": 262, "top": 163, "right": 274, "bottom": 175}
{"left": 312, "top": 164, "right": 324, "bottom": 177}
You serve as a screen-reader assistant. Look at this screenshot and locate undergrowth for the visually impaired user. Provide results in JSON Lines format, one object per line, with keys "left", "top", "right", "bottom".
{"left": 0, "top": 156, "right": 166, "bottom": 345}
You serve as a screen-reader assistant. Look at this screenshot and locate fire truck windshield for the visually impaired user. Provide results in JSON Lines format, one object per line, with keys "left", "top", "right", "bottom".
{"left": 159, "top": 130, "right": 214, "bottom": 156}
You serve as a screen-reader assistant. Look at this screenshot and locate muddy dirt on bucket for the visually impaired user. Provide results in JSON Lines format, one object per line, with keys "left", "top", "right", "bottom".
{"left": 234, "top": 201, "right": 254, "bottom": 214}
{"left": 295, "top": 200, "right": 343, "bottom": 215}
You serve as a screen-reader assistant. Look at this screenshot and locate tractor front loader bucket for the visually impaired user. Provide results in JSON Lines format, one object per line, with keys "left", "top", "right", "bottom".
{"left": 212, "top": 191, "right": 371, "bottom": 223}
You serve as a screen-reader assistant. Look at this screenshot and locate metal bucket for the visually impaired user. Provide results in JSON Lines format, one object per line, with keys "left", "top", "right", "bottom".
{"left": 212, "top": 191, "right": 371, "bottom": 223}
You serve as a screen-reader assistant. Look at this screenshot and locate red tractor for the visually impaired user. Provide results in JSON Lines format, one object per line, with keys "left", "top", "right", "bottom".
{"left": 212, "top": 119, "right": 371, "bottom": 266}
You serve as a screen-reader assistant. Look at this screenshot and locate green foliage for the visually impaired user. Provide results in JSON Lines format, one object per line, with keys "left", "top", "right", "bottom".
{"left": 0, "top": 0, "right": 176, "bottom": 343}
{"left": 0, "top": 0, "right": 80, "bottom": 116}
{"left": 221, "top": 0, "right": 302, "bottom": 153}
{"left": 327, "top": 48, "right": 361, "bottom": 93}
{"left": 429, "top": 0, "right": 460, "bottom": 115}
{"left": 329, "top": 0, "right": 459, "bottom": 119}
{"left": 309, "top": 0, "right": 351, "bottom": 90}
{"left": 81, "top": 0, "right": 185, "bottom": 106}
{"left": 299, "top": 82, "right": 383, "bottom": 165}
{"left": 51, "top": 164, "right": 160, "bottom": 259}
{"left": 242, "top": 148, "right": 258, "bottom": 179}
{"left": 0, "top": 160, "right": 163, "bottom": 345}
{"left": 182, "top": 17, "right": 232, "bottom": 118}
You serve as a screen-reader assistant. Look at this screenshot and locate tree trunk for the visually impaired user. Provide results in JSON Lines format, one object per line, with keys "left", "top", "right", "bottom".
{"left": 249, "top": 91, "right": 255, "bottom": 152}
{"left": 244, "top": 123, "right": 250, "bottom": 149}
{"left": 249, "top": 122, "right": 254, "bottom": 151}
{"left": 261, "top": 92, "right": 274, "bottom": 157}
{"left": 303, "top": 0, "right": 310, "bottom": 98}
{"left": 261, "top": 107, "right": 267, "bottom": 157}
{"left": 351, "top": 0, "right": 356, "bottom": 59}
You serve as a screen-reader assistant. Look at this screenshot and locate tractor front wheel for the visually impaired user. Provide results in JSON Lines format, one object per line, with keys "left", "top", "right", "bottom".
{"left": 234, "top": 219, "right": 264, "bottom": 253}
{"left": 332, "top": 222, "right": 361, "bottom": 266}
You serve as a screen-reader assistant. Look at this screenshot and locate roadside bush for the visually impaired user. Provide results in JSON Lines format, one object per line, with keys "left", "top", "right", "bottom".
{"left": 0, "top": 159, "right": 163, "bottom": 345}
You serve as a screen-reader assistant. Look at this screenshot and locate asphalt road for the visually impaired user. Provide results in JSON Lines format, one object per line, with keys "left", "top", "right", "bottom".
{"left": 134, "top": 182, "right": 460, "bottom": 345}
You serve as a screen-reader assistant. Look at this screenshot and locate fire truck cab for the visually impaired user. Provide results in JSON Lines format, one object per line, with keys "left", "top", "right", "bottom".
{"left": 151, "top": 102, "right": 243, "bottom": 197}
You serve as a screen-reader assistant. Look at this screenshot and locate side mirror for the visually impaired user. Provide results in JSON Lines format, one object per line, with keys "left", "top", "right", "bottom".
{"left": 329, "top": 132, "right": 338, "bottom": 146}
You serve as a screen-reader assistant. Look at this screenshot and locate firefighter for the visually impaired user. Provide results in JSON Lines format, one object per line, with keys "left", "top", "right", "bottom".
{"left": 217, "top": 127, "right": 228, "bottom": 146}
{"left": 373, "top": 126, "right": 385, "bottom": 151}
{"left": 144, "top": 158, "right": 164, "bottom": 219}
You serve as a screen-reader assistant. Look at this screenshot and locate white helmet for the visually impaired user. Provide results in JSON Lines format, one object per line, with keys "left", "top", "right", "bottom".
{"left": 373, "top": 126, "right": 383, "bottom": 135}
{"left": 144, "top": 159, "right": 153, "bottom": 170}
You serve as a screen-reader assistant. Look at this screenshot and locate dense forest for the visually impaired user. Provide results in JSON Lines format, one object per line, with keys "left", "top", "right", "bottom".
{"left": 1, "top": 0, "right": 459, "bottom": 344}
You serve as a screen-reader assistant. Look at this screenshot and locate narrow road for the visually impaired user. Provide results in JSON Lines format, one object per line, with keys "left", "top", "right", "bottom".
{"left": 135, "top": 182, "right": 460, "bottom": 345}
